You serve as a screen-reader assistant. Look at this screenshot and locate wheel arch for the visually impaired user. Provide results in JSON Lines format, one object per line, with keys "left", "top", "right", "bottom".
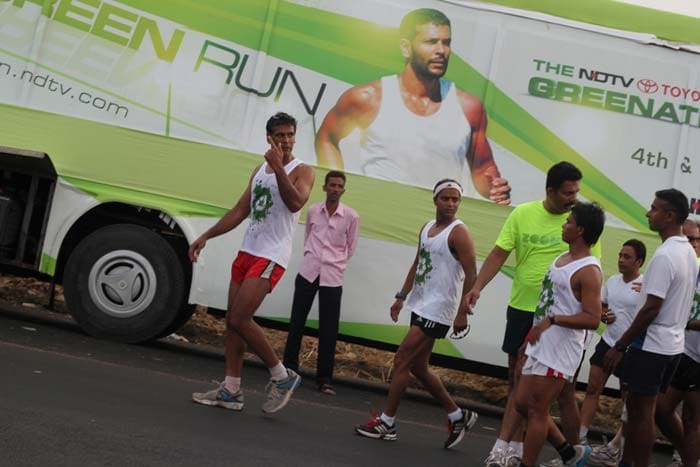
{"left": 55, "top": 201, "right": 193, "bottom": 294}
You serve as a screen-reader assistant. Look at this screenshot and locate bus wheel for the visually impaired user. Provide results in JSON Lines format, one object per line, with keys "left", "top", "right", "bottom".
{"left": 63, "top": 224, "right": 186, "bottom": 343}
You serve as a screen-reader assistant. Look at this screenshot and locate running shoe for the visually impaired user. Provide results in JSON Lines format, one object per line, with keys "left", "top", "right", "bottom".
{"left": 568, "top": 444, "right": 591, "bottom": 467}
{"left": 261, "top": 369, "right": 301, "bottom": 414}
{"left": 503, "top": 447, "right": 521, "bottom": 467}
{"left": 192, "top": 382, "right": 244, "bottom": 411}
{"left": 587, "top": 443, "right": 620, "bottom": 467}
{"left": 355, "top": 417, "right": 397, "bottom": 441}
{"left": 484, "top": 447, "right": 507, "bottom": 467}
{"left": 539, "top": 457, "right": 564, "bottom": 467}
{"left": 444, "top": 408, "right": 478, "bottom": 449}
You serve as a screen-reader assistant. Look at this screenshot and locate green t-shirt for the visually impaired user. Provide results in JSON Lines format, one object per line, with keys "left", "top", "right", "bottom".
{"left": 495, "top": 200, "right": 602, "bottom": 312}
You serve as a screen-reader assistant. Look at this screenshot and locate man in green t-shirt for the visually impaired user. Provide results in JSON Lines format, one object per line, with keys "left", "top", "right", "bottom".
{"left": 467, "top": 161, "right": 599, "bottom": 466}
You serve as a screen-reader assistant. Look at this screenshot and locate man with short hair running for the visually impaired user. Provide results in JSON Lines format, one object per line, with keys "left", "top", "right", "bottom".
{"left": 354, "top": 179, "right": 479, "bottom": 449}
{"left": 515, "top": 201, "right": 606, "bottom": 467}
{"left": 652, "top": 219, "right": 700, "bottom": 467}
{"left": 466, "top": 162, "right": 600, "bottom": 466}
{"left": 189, "top": 112, "right": 315, "bottom": 414}
{"left": 604, "top": 189, "right": 698, "bottom": 467}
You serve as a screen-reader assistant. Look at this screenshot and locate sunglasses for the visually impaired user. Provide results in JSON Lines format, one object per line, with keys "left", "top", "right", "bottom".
{"left": 449, "top": 324, "right": 471, "bottom": 340}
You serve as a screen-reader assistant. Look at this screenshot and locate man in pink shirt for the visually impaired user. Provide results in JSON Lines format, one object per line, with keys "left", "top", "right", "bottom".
{"left": 283, "top": 170, "right": 360, "bottom": 395}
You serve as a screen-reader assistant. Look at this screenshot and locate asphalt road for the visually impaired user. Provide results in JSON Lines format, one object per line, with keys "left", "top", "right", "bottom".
{"left": 0, "top": 309, "right": 672, "bottom": 466}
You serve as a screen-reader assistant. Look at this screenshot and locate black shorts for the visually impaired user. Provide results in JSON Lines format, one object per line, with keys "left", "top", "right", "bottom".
{"left": 670, "top": 353, "right": 700, "bottom": 392}
{"left": 502, "top": 307, "right": 534, "bottom": 355}
{"left": 590, "top": 339, "right": 624, "bottom": 379}
{"left": 410, "top": 312, "right": 449, "bottom": 339}
{"left": 621, "top": 348, "right": 681, "bottom": 395}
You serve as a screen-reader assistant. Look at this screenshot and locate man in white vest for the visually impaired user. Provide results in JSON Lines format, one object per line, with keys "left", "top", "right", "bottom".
{"left": 354, "top": 179, "right": 479, "bottom": 449}
{"left": 514, "top": 202, "right": 606, "bottom": 467}
{"left": 188, "top": 112, "right": 315, "bottom": 414}
{"left": 315, "top": 8, "right": 511, "bottom": 203}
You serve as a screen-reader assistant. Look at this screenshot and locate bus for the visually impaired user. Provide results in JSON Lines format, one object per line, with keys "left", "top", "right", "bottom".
{"left": 1, "top": 0, "right": 698, "bottom": 380}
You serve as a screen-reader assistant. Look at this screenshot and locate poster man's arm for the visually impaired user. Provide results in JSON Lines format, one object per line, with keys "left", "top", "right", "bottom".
{"left": 315, "top": 82, "right": 381, "bottom": 169}
{"left": 458, "top": 91, "right": 511, "bottom": 205}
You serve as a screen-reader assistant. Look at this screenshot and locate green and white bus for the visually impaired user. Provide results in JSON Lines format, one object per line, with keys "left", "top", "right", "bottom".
{"left": 1, "top": 0, "right": 698, "bottom": 378}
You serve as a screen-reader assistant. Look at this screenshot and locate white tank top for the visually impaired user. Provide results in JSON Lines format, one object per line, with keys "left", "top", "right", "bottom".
{"left": 684, "top": 272, "right": 700, "bottom": 363}
{"left": 405, "top": 219, "right": 466, "bottom": 326}
{"left": 239, "top": 159, "right": 304, "bottom": 268}
{"left": 358, "top": 75, "right": 472, "bottom": 190}
{"left": 526, "top": 254, "right": 602, "bottom": 376}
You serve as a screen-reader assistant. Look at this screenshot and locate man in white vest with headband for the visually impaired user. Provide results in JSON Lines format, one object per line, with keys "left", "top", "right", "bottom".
{"left": 355, "top": 179, "right": 479, "bottom": 449}
{"left": 514, "top": 201, "right": 606, "bottom": 467}
{"left": 189, "top": 112, "right": 315, "bottom": 414}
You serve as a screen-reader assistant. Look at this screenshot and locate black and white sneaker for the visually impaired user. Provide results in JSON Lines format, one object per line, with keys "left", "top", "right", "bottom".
{"left": 444, "top": 408, "right": 478, "bottom": 449}
{"left": 355, "top": 417, "right": 397, "bottom": 441}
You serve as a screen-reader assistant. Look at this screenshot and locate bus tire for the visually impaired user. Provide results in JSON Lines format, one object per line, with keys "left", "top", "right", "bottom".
{"left": 63, "top": 223, "right": 186, "bottom": 343}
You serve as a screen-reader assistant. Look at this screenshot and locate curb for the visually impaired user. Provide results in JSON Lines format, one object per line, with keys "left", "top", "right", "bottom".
{"left": 0, "top": 300, "right": 667, "bottom": 449}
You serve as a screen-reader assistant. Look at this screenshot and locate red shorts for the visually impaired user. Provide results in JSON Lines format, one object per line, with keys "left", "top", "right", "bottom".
{"left": 231, "top": 251, "right": 285, "bottom": 292}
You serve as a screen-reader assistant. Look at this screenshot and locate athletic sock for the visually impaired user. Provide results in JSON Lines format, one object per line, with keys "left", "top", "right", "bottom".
{"left": 493, "top": 438, "right": 509, "bottom": 452}
{"left": 509, "top": 441, "right": 524, "bottom": 457}
{"left": 579, "top": 425, "right": 589, "bottom": 440}
{"left": 556, "top": 442, "right": 576, "bottom": 463}
{"left": 224, "top": 376, "right": 241, "bottom": 393}
{"left": 269, "top": 362, "right": 288, "bottom": 381}
{"left": 380, "top": 413, "right": 395, "bottom": 427}
{"left": 447, "top": 408, "right": 463, "bottom": 423}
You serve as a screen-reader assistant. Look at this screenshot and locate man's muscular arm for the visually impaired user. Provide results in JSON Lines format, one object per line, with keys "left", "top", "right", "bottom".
{"left": 458, "top": 91, "right": 511, "bottom": 205}
{"left": 529, "top": 264, "right": 602, "bottom": 344}
{"left": 450, "top": 224, "right": 477, "bottom": 332}
{"left": 315, "top": 82, "right": 380, "bottom": 169}
{"left": 265, "top": 138, "right": 316, "bottom": 212}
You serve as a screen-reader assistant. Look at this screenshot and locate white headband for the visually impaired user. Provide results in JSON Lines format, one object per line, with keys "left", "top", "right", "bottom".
{"left": 433, "top": 181, "right": 463, "bottom": 197}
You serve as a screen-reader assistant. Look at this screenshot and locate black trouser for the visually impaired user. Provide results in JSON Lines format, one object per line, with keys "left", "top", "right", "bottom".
{"left": 282, "top": 274, "right": 342, "bottom": 385}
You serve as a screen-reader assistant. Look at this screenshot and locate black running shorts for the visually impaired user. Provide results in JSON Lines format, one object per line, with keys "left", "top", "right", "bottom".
{"left": 410, "top": 312, "right": 450, "bottom": 339}
{"left": 502, "top": 306, "right": 534, "bottom": 355}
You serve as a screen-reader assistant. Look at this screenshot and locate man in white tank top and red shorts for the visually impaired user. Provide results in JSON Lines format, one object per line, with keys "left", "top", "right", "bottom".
{"left": 354, "top": 179, "right": 479, "bottom": 449}
{"left": 189, "top": 112, "right": 315, "bottom": 414}
{"left": 514, "top": 202, "right": 606, "bottom": 467}
{"left": 315, "top": 8, "right": 510, "bottom": 203}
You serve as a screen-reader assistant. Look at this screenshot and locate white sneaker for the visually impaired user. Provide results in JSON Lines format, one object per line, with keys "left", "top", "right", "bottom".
{"left": 588, "top": 444, "right": 620, "bottom": 467}
{"left": 485, "top": 447, "right": 507, "bottom": 467}
{"left": 539, "top": 457, "right": 564, "bottom": 467}
{"left": 503, "top": 447, "right": 522, "bottom": 467}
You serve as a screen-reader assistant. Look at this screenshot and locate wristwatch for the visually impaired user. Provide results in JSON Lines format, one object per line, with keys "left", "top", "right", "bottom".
{"left": 613, "top": 342, "right": 628, "bottom": 352}
{"left": 394, "top": 291, "right": 407, "bottom": 300}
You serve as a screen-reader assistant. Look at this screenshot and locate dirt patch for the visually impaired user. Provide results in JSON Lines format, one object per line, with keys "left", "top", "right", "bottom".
{"left": 1, "top": 271, "right": 623, "bottom": 432}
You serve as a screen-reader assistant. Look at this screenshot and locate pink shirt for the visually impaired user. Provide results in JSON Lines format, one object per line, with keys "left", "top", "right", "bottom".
{"left": 298, "top": 201, "right": 360, "bottom": 287}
